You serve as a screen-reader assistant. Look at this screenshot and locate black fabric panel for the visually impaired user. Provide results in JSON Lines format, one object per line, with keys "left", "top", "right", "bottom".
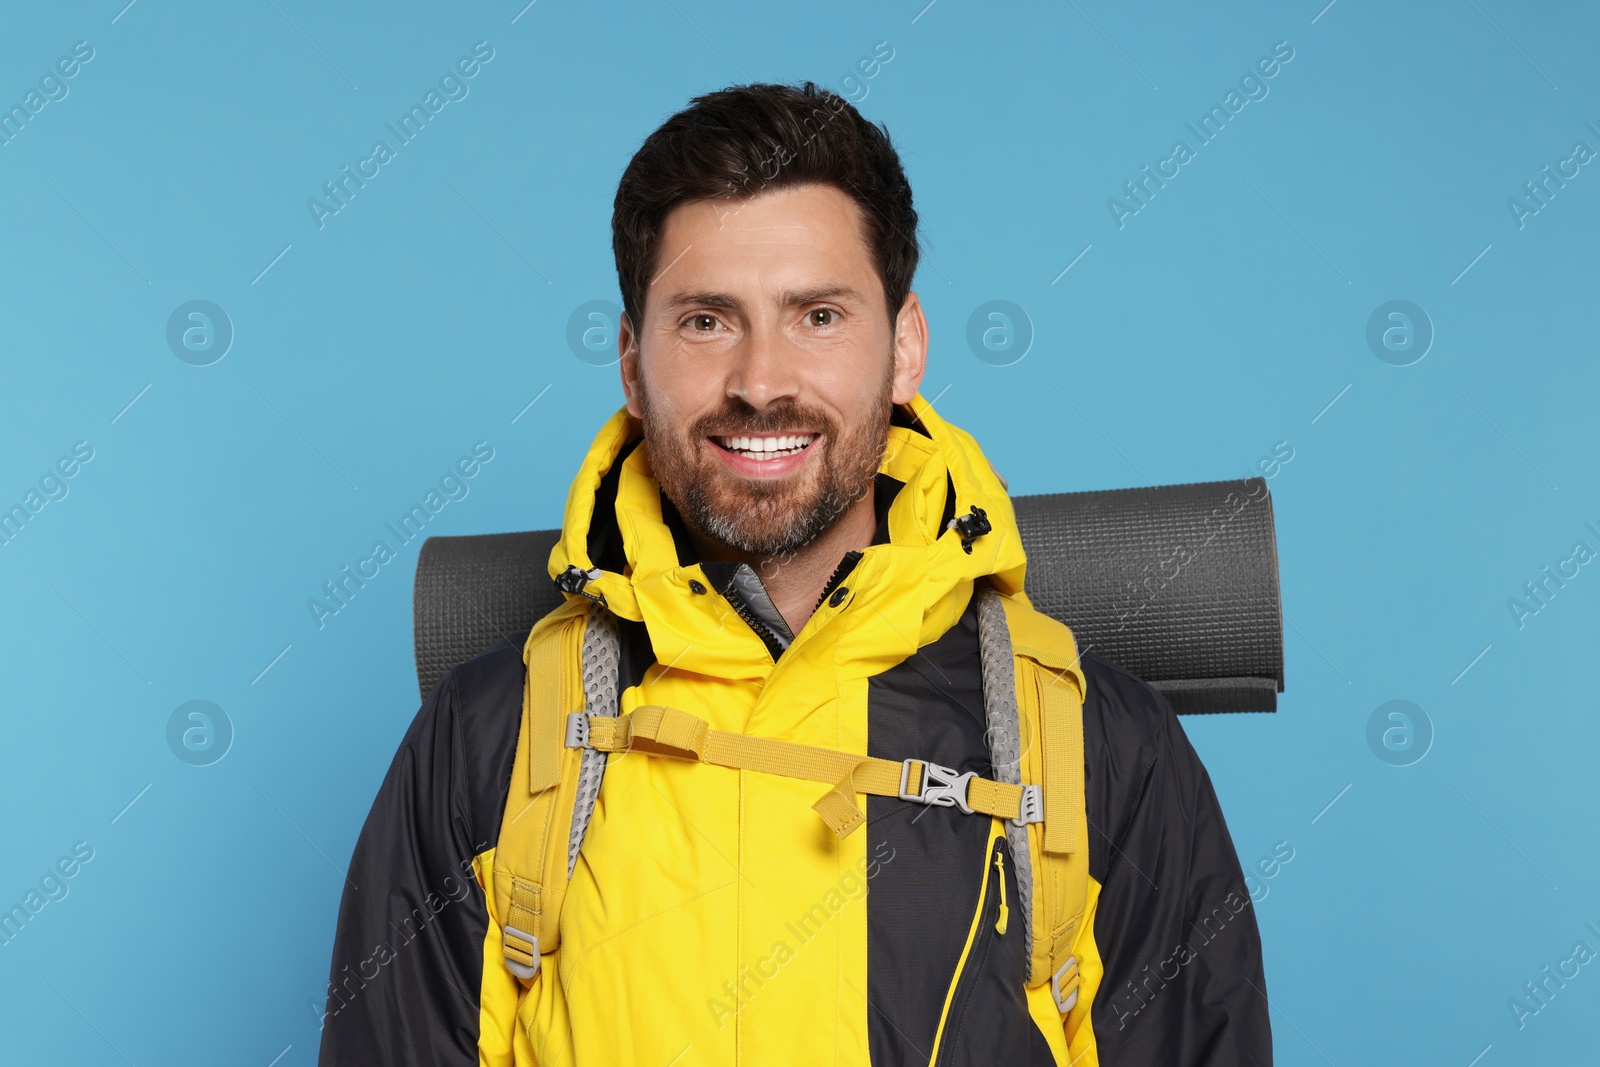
{"left": 872, "top": 472, "right": 901, "bottom": 546}
{"left": 939, "top": 471, "right": 957, "bottom": 547}
{"left": 891, "top": 400, "right": 930, "bottom": 436}
{"left": 589, "top": 436, "right": 642, "bottom": 574}
{"left": 935, "top": 835, "right": 1053, "bottom": 1067}
{"left": 658, "top": 487, "right": 699, "bottom": 569}
{"left": 865, "top": 594, "right": 1052, "bottom": 1067}
{"left": 454, "top": 637, "right": 535, "bottom": 845}
{"left": 318, "top": 637, "right": 525, "bottom": 1066}
{"left": 615, "top": 615, "right": 655, "bottom": 694}
{"left": 1079, "top": 652, "right": 1274, "bottom": 1065}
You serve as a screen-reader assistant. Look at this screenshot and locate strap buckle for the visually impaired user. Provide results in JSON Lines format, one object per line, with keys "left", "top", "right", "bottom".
{"left": 898, "top": 759, "right": 975, "bottom": 814}
{"left": 1051, "top": 955, "right": 1079, "bottom": 1013}
{"left": 503, "top": 925, "right": 541, "bottom": 979}
{"left": 564, "top": 711, "right": 590, "bottom": 749}
{"left": 1012, "top": 784, "right": 1044, "bottom": 826}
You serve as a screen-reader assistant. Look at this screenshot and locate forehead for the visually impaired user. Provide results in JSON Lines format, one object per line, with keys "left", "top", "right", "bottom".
{"left": 650, "top": 183, "right": 878, "bottom": 305}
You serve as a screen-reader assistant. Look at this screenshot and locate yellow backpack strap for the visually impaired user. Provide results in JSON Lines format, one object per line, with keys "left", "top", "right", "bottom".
{"left": 570, "top": 703, "right": 1040, "bottom": 837}
{"left": 996, "top": 593, "right": 1089, "bottom": 1014}
{"left": 493, "top": 596, "right": 592, "bottom": 979}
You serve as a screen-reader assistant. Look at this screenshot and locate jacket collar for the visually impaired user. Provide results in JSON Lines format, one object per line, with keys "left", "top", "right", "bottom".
{"left": 548, "top": 393, "right": 1027, "bottom": 682}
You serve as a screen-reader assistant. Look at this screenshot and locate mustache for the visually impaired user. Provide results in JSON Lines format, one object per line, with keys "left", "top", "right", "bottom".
{"left": 690, "top": 403, "right": 836, "bottom": 438}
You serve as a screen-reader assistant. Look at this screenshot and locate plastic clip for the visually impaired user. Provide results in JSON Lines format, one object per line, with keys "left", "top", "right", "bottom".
{"left": 555, "top": 565, "right": 603, "bottom": 596}
{"left": 948, "top": 505, "right": 992, "bottom": 554}
{"left": 898, "top": 759, "right": 975, "bottom": 814}
{"left": 564, "top": 711, "right": 590, "bottom": 749}
{"left": 1011, "top": 783, "right": 1044, "bottom": 826}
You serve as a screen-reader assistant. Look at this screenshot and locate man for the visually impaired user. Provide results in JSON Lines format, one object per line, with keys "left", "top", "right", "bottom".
{"left": 318, "top": 81, "right": 1271, "bottom": 1065}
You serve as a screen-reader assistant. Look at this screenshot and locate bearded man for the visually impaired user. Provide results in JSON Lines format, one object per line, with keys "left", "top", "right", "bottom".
{"left": 318, "top": 81, "right": 1272, "bottom": 1067}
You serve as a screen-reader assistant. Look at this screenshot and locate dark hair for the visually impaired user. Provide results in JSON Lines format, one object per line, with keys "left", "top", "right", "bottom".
{"left": 612, "top": 81, "right": 919, "bottom": 329}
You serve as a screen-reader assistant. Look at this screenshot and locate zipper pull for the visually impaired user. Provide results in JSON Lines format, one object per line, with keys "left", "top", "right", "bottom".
{"left": 993, "top": 848, "right": 1009, "bottom": 936}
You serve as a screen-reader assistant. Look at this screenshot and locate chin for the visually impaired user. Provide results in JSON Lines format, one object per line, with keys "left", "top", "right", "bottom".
{"left": 699, "top": 491, "right": 820, "bottom": 554}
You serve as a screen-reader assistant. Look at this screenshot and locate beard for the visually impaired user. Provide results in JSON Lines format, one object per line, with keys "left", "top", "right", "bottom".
{"left": 639, "top": 366, "right": 894, "bottom": 559}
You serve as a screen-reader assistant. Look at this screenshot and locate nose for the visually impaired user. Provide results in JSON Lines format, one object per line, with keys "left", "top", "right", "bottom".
{"left": 725, "top": 316, "right": 801, "bottom": 411}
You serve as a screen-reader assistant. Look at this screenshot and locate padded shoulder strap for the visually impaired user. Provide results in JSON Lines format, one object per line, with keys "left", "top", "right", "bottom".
{"left": 997, "top": 593, "right": 1089, "bottom": 1013}
{"left": 493, "top": 596, "right": 591, "bottom": 979}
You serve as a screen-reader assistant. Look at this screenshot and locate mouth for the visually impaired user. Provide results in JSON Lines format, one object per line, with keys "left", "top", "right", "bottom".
{"left": 708, "top": 432, "right": 817, "bottom": 462}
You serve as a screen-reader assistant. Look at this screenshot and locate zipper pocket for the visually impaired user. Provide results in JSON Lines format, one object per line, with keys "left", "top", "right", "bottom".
{"left": 927, "top": 828, "right": 1009, "bottom": 1067}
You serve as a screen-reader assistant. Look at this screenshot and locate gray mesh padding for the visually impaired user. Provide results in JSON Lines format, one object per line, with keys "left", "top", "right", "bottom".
{"left": 568, "top": 605, "right": 619, "bottom": 878}
{"left": 976, "top": 586, "right": 1037, "bottom": 982}
{"left": 413, "top": 480, "right": 1283, "bottom": 714}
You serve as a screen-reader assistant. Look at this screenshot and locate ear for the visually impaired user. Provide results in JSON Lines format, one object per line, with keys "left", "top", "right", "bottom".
{"left": 618, "top": 311, "right": 643, "bottom": 418}
{"left": 889, "top": 291, "right": 929, "bottom": 406}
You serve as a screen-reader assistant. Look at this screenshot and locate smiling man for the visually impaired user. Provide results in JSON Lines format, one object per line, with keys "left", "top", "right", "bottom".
{"left": 627, "top": 177, "right": 917, "bottom": 640}
{"left": 319, "top": 82, "right": 1271, "bottom": 1066}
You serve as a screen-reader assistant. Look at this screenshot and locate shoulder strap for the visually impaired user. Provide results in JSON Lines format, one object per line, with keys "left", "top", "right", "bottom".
{"left": 987, "top": 588, "right": 1089, "bottom": 1014}
{"left": 492, "top": 596, "right": 601, "bottom": 979}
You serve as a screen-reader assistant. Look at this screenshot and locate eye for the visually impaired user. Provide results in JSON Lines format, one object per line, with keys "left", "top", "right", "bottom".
{"left": 684, "top": 313, "right": 720, "bottom": 332}
{"left": 807, "top": 307, "right": 838, "bottom": 327}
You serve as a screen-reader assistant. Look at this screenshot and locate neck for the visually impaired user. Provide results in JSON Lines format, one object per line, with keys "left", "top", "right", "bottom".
{"left": 686, "top": 490, "right": 878, "bottom": 637}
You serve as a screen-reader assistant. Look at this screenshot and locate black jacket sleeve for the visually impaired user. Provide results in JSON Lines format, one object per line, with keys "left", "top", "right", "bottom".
{"left": 1081, "top": 654, "right": 1273, "bottom": 1065}
{"left": 317, "top": 640, "right": 524, "bottom": 1066}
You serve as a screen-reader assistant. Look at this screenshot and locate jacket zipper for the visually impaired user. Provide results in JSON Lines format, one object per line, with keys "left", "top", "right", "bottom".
{"left": 724, "top": 588, "right": 786, "bottom": 661}
{"left": 927, "top": 830, "right": 1009, "bottom": 1067}
{"left": 813, "top": 549, "right": 864, "bottom": 614}
{"left": 726, "top": 550, "right": 865, "bottom": 660}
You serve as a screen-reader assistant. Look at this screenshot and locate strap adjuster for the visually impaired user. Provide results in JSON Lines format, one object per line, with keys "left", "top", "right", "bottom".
{"left": 564, "top": 711, "right": 590, "bottom": 748}
{"left": 1012, "top": 784, "right": 1044, "bottom": 826}
{"left": 898, "top": 759, "right": 975, "bottom": 814}
{"left": 503, "top": 925, "right": 541, "bottom": 979}
{"left": 1051, "top": 955, "right": 1079, "bottom": 1013}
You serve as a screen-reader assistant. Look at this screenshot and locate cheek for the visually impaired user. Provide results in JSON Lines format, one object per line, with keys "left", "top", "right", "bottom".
{"left": 807, "top": 337, "right": 888, "bottom": 393}
{"left": 641, "top": 339, "right": 728, "bottom": 409}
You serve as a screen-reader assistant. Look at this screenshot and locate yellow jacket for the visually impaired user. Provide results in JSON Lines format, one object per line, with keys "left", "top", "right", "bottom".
{"left": 318, "top": 396, "right": 1273, "bottom": 1067}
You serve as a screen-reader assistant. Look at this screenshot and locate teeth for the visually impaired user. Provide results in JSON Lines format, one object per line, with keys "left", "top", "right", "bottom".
{"left": 715, "top": 433, "right": 815, "bottom": 457}
{"left": 744, "top": 446, "right": 803, "bottom": 461}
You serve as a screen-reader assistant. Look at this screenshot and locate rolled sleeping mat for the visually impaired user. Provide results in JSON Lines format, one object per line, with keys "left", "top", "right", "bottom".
{"left": 1013, "top": 479, "right": 1283, "bottom": 714}
{"left": 413, "top": 478, "right": 1284, "bottom": 713}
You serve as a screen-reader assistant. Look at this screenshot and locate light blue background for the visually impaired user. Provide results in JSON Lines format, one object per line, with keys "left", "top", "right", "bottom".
{"left": 2, "top": 1, "right": 1597, "bottom": 1063}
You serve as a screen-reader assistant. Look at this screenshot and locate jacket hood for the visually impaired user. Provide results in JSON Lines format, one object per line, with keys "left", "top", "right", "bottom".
{"left": 548, "top": 393, "right": 1029, "bottom": 682}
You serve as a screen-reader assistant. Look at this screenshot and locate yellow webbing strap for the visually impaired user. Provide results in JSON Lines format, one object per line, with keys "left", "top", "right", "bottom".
{"left": 493, "top": 597, "right": 590, "bottom": 978}
{"left": 1038, "top": 668, "right": 1083, "bottom": 856}
{"left": 502, "top": 877, "right": 542, "bottom": 973}
{"left": 523, "top": 611, "right": 571, "bottom": 795}
{"left": 1027, "top": 657, "right": 1089, "bottom": 997}
{"left": 583, "top": 705, "right": 1033, "bottom": 837}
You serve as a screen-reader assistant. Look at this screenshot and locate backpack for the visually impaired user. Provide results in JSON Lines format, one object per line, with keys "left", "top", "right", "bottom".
{"left": 490, "top": 583, "right": 1090, "bottom": 1017}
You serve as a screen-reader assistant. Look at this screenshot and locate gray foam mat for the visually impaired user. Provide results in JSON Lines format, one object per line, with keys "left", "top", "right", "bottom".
{"left": 413, "top": 478, "right": 1283, "bottom": 714}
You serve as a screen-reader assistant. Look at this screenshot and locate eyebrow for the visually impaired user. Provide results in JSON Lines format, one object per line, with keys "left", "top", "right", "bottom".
{"left": 658, "top": 285, "right": 863, "bottom": 313}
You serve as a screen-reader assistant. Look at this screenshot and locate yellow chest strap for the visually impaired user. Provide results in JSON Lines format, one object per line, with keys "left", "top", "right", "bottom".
{"left": 566, "top": 704, "right": 1044, "bottom": 838}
